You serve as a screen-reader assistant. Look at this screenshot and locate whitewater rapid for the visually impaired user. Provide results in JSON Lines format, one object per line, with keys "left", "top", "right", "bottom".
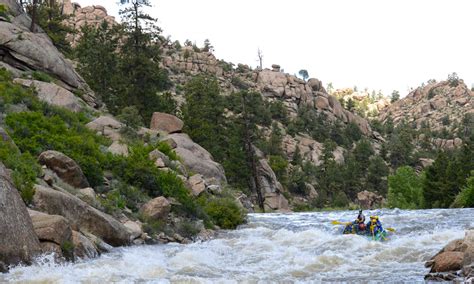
{"left": 2, "top": 208, "right": 473, "bottom": 283}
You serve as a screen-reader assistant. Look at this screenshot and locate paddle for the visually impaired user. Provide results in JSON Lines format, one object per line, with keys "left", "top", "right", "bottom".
{"left": 331, "top": 220, "right": 352, "bottom": 226}
{"left": 332, "top": 220, "right": 396, "bottom": 233}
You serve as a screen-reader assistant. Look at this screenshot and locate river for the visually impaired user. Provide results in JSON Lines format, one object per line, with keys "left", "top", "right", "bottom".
{"left": 2, "top": 208, "right": 473, "bottom": 283}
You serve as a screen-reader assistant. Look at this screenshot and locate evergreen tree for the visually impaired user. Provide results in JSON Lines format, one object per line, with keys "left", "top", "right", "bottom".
{"left": 367, "top": 156, "right": 389, "bottom": 195}
{"left": 119, "top": 0, "right": 171, "bottom": 122}
{"left": 75, "top": 21, "right": 123, "bottom": 112}
{"left": 182, "top": 75, "right": 225, "bottom": 160}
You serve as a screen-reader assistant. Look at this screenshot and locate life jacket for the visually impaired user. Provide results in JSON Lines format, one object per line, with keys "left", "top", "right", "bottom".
{"left": 367, "top": 216, "right": 383, "bottom": 234}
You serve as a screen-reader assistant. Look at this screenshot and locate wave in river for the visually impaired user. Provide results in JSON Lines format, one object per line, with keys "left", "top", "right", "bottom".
{"left": 2, "top": 208, "right": 473, "bottom": 283}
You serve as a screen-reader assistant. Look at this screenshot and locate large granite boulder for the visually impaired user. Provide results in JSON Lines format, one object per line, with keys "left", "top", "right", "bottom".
{"left": 38, "top": 150, "right": 89, "bottom": 189}
{"left": 164, "top": 133, "right": 226, "bottom": 184}
{"left": 28, "top": 210, "right": 72, "bottom": 246}
{"left": 150, "top": 112, "right": 183, "bottom": 133}
{"left": 0, "top": 163, "right": 41, "bottom": 268}
{"left": 71, "top": 230, "right": 98, "bottom": 259}
{"left": 139, "top": 196, "right": 171, "bottom": 221}
{"left": 425, "top": 230, "right": 474, "bottom": 281}
{"left": 13, "top": 79, "right": 85, "bottom": 112}
{"left": 0, "top": 11, "right": 96, "bottom": 106}
{"left": 86, "top": 115, "right": 123, "bottom": 142}
{"left": 357, "top": 190, "right": 384, "bottom": 209}
{"left": 32, "top": 185, "right": 131, "bottom": 246}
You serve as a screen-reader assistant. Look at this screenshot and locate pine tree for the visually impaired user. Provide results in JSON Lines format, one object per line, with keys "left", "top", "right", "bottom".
{"left": 119, "top": 0, "right": 171, "bottom": 122}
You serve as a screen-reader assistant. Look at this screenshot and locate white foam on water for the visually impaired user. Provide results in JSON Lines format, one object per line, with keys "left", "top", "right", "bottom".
{"left": 1, "top": 208, "right": 472, "bottom": 283}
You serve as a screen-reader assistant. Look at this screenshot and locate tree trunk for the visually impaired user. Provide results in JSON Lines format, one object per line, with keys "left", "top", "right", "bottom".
{"left": 30, "top": 0, "right": 37, "bottom": 32}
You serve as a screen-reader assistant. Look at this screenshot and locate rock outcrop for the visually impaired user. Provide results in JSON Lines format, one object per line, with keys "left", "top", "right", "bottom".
{"left": 164, "top": 133, "right": 226, "bottom": 184}
{"left": 283, "top": 134, "right": 345, "bottom": 166}
{"left": 86, "top": 115, "right": 123, "bottom": 142}
{"left": 425, "top": 230, "right": 474, "bottom": 281}
{"left": 32, "top": 185, "right": 131, "bottom": 246}
{"left": 60, "top": 0, "right": 117, "bottom": 46}
{"left": 0, "top": 0, "right": 97, "bottom": 107}
{"left": 38, "top": 150, "right": 89, "bottom": 189}
{"left": 379, "top": 80, "right": 473, "bottom": 133}
{"left": 356, "top": 190, "right": 384, "bottom": 209}
{"left": 71, "top": 230, "right": 99, "bottom": 259}
{"left": 0, "top": 163, "right": 41, "bottom": 269}
{"left": 13, "top": 78, "right": 86, "bottom": 112}
{"left": 28, "top": 210, "right": 72, "bottom": 247}
{"left": 150, "top": 112, "right": 183, "bottom": 133}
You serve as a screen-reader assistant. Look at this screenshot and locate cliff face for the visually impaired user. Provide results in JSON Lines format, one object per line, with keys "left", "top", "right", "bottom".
{"left": 0, "top": 0, "right": 97, "bottom": 107}
{"left": 379, "top": 80, "right": 473, "bottom": 132}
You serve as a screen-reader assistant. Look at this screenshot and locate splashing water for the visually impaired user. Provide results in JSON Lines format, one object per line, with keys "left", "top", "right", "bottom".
{"left": 2, "top": 208, "right": 473, "bottom": 283}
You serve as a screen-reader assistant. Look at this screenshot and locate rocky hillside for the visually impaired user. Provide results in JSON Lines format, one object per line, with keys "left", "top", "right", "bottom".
{"left": 0, "top": 0, "right": 245, "bottom": 272}
{"left": 379, "top": 79, "right": 473, "bottom": 133}
{"left": 57, "top": 1, "right": 392, "bottom": 211}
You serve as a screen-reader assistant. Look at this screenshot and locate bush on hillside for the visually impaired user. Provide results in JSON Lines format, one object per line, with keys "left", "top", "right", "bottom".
{"left": 0, "top": 140, "right": 40, "bottom": 204}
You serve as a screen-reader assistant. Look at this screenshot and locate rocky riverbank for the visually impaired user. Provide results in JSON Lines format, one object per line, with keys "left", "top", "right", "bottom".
{"left": 425, "top": 229, "right": 474, "bottom": 282}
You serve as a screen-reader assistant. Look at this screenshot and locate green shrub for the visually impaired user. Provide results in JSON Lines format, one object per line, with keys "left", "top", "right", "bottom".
{"left": 0, "top": 4, "right": 10, "bottom": 20}
{"left": 177, "top": 221, "right": 201, "bottom": 239}
{"left": 61, "top": 240, "right": 75, "bottom": 261}
{"left": 200, "top": 197, "right": 244, "bottom": 229}
{"left": 0, "top": 140, "right": 40, "bottom": 204}
{"left": 6, "top": 111, "right": 108, "bottom": 187}
{"left": 157, "top": 142, "right": 179, "bottom": 161}
{"left": 387, "top": 166, "right": 424, "bottom": 209}
{"left": 452, "top": 172, "right": 474, "bottom": 208}
{"left": 32, "top": 71, "right": 54, "bottom": 83}
{"left": 106, "top": 143, "right": 198, "bottom": 216}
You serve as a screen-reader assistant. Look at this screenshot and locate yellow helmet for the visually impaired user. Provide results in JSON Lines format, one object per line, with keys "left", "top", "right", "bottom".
{"left": 370, "top": 216, "right": 379, "bottom": 221}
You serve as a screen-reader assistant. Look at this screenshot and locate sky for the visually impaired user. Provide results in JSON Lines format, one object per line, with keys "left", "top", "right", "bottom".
{"left": 75, "top": 0, "right": 474, "bottom": 97}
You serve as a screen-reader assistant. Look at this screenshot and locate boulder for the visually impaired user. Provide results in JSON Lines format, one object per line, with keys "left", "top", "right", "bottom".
{"left": 149, "top": 149, "right": 170, "bottom": 167}
{"left": 255, "top": 148, "right": 284, "bottom": 194}
{"left": 124, "top": 221, "right": 143, "bottom": 240}
{"left": 71, "top": 231, "right": 98, "bottom": 259}
{"left": 0, "top": 163, "right": 42, "bottom": 267}
{"left": 28, "top": 210, "right": 72, "bottom": 246}
{"left": 13, "top": 79, "right": 85, "bottom": 112}
{"left": 165, "top": 133, "right": 226, "bottom": 184}
{"left": 357, "top": 190, "right": 384, "bottom": 209}
{"left": 307, "top": 78, "right": 324, "bottom": 92}
{"left": 77, "top": 187, "right": 96, "bottom": 203}
{"left": 139, "top": 196, "right": 171, "bottom": 221}
{"left": 32, "top": 185, "right": 131, "bottom": 246}
{"left": 85, "top": 116, "right": 123, "bottom": 141}
{"left": 264, "top": 192, "right": 290, "bottom": 212}
{"left": 314, "top": 96, "right": 330, "bottom": 110}
{"left": 38, "top": 150, "right": 89, "bottom": 189}
{"left": 187, "top": 174, "right": 206, "bottom": 196}
{"left": 40, "top": 242, "right": 63, "bottom": 259}
{"left": 150, "top": 112, "right": 184, "bottom": 133}
{"left": 430, "top": 252, "right": 464, "bottom": 272}
{"left": 107, "top": 141, "right": 129, "bottom": 156}
{"left": 0, "top": 19, "right": 95, "bottom": 105}
{"left": 425, "top": 230, "right": 474, "bottom": 279}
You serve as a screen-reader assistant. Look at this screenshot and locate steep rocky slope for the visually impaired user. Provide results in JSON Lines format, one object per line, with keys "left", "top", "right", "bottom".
{"left": 379, "top": 79, "right": 473, "bottom": 133}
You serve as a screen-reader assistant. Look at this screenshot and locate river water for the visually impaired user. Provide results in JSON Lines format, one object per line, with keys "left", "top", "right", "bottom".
{"left": 2, "top": 208, "right": 473, "bottom": 283}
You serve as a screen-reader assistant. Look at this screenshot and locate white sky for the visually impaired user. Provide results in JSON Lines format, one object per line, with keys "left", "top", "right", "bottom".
{"left": 76, "top": 0, "right": 474, "bottom": 97}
